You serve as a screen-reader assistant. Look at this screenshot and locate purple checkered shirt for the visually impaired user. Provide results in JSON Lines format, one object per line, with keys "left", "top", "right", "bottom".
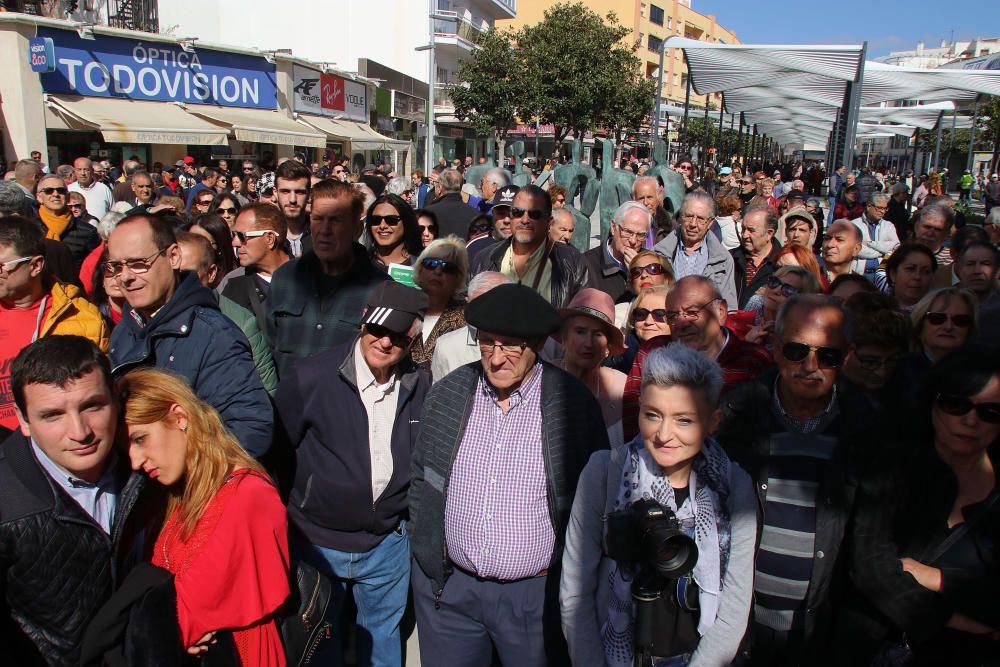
{"left": 444, "top": 364, "right": 555, "bottom": 580}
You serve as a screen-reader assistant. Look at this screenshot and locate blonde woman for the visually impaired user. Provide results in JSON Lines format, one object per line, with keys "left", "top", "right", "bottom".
{"left": 411, "top": 235, "right": 469, "bottom": 377}
{"left": 120, "top": 368, "right": 289, "bottom": 666}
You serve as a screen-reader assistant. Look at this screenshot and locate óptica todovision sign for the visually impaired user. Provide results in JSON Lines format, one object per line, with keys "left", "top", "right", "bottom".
{"left": 36, "top": 28, "right": 277, "bottom": 109}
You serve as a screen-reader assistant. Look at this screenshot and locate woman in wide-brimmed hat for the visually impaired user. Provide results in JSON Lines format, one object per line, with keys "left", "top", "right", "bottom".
{"left": 554, "top": 288, "right": 628, "bottom": 444}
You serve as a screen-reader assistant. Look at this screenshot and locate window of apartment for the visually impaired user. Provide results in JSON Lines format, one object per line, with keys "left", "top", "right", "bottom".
{"left": 667, "top": 16, "right": 672, "bottom": 29}
{"left": 648, "top": 34, "right": 663, "bottom": 53}
{"left": 673, "top": 74, "right": 679, "bottom": 86}
{"left": 650, "top": 4, "right": 664, "bottom": 26}
{"left": 640, "top": 3, "right": 646, "bottom": 18}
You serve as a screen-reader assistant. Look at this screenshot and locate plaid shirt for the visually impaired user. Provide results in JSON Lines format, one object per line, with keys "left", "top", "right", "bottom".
{"left": 267, "top": 245, "right": 388, "bottom": 378}
{"left": 444, "top": 364, "right": 554, "bottom": 580}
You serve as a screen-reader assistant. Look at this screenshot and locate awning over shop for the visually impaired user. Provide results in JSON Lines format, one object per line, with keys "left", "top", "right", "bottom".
{"left": 185, "top": 106, "right": 326, "bottom": 148}
{"left": 297, "top": 116, "right": 410, "bottom": 151}
{"left": 45, "top": 95, "right": 230, "bottom": 146}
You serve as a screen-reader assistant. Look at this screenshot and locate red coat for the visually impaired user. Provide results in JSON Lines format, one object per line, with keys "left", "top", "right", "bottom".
{"left": 152, "top": 470, "right": 289, "bottom": 666}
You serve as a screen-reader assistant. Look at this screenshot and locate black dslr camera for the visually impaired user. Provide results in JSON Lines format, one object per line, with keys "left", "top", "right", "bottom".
{"left": 605, "top": 498, "right": 699, "bottom": 583}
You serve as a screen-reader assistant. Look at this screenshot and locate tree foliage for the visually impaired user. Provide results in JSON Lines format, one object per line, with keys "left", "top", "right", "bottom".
{"left": 450, "top": 27, "right": 524, "bottom": 147}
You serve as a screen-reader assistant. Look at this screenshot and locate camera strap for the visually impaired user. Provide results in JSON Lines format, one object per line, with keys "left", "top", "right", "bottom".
{"left": 918, "top": 489, "right": 999, "bottom": 565}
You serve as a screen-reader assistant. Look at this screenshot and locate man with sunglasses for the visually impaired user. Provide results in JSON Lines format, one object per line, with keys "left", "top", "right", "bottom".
{"left": 0, "top": 217, "right": 108, "bottom": 436}
{"left": 35, "top": 175, "right": 100, "bottom": 272}
{"left": 471, "top": 185, "right": 592, "bottom": 308}
{"left": 849, "top": 193, "right": 899, "bottom": 277}
{"left": 274, "top": 281, "right": 429, "bottom": 667}
{"left": 106, "top": 214, "right": 273, "bottom": 457}
{"left": 583, "top": 200, "right": 651, "bottom": 303}
{"left": 731, "top": 204, "right": 783, "bottom": 309}
{"left": 410, "top": 283, "right": 608, "bottom": 666}
{"left": 222, "top": 204, "right": 291, "bottom": 334}
{"left": 654, "top": 191, "right": 737, "bottom": 308}
{"left": 717, "top": 294, "right": 877, "bottom": 665}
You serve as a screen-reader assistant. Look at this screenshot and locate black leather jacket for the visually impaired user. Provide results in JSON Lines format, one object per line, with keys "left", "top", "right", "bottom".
{"left": 0, "top": 431, "right": 147, "bottom": 667}
{"left": 470, "top": 238, "right": 594, "bottom": 308}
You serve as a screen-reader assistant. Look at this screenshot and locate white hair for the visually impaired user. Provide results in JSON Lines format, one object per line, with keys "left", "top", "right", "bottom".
{"left": 467, "top": 271, "right": 512, "bottom": 299}
{"left": 97, "top": 210, "right": 127, "bottom": 240}
{"left": 641, "top": 343, "right": 724, "bottom": 407}
{"left": 386, "top": 176, "right": 411, "bottom": 197}
{"left": 483, "top": 167, "right": 510, "bottom": 188}
{"left": 613, "top": 200, "right": 653, "bottom": 228}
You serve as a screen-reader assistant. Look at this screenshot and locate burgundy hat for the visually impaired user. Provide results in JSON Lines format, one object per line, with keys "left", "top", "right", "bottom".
{"left": 555, "top": 288, "right": 626, "bottom": 355}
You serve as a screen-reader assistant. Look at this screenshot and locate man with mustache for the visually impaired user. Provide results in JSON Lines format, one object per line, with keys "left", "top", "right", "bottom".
{"left": 716, "top": 295, "right": 876, "bottom": 665}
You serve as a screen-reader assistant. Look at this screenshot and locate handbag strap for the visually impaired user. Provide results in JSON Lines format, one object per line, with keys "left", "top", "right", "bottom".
{"left": 920, "top": 488, "right": 1000, "bottom": 564}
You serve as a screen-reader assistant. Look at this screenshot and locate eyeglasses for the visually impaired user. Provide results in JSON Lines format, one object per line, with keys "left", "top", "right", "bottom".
{"left": 855, "top": 354, "right": 900, "bottom": 371}
{"left": 231, "top": 229, "right": 273, "bottom": 243}
{"left": 40, "top": 187, "right": 67, "bottom": 195}
{"left": 680, "top": 213, "right": 713, "bottom": 225}
{"left": 196, "top": 199, "right": 214, "bottom": 207}
{"left": 369, "top": 214, "right": 402, "bottom": 226}
{"left": 511, "top": 207, "right": 545, "bottom": 220}
{"left": 68, "top": 202, "right": 84, "bottom": 209}
{"left": 421, "top": 257, "right": 460, "bottom": 274}
{"left": 629, "top": 263, "right": 667, "bottom": 279}
{"left": 632, "top": 308, "right": 668, "bottom": 323}
{"left": 0, "top": 256, "right": 34, "bottom": 275}
{"left": 766, "top": 275, "right": 799, "bottom": 298}
{"left": 869, "top": 204, "right": 888, "bottom": 212}
{"left": 616, "top": 225, "right": 647, "bottom": 242}
{"left": 935, "top": 393, "right": 1000, "bottom": 424}
{"left": 664, "top": 300, "right": 718, "bottom": 323}
{"left": 216, "top": 207, "right": 238, "bottom": 215}
{"left": 476, "top": 334, "right": 529, "bottom": 357}
{"left": 780, "top": 342, "right": 844, "bottom": 368}
{"left": 740, "top": 180, "right": 753, "bottom": 185}
{"left": 924, "top": 311, "right": 973, "bottom": 328}
{"left": 364, "top": 323, "right": 413, "bottom": 348}
{"left": 243, "top": 167, "right": 255, "bottom": 172}
{"left": 103, "top": 248, "right": 166, "bottom": 277}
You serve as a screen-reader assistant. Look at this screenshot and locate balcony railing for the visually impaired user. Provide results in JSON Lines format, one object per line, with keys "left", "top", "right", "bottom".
{"left": 106, "top": 0, "right": 158, "bottom": 33}
{"left": 434, "top": 9, "right": 488, "bottom": 46}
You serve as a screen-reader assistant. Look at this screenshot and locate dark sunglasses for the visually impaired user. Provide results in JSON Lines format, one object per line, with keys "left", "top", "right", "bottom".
{"left": 365, "top": 323, "right": 413, "bottom": 348}
{"left": 510, "top": 207, "right": 544, "bottom": 220}
{"left": 766, "top": 275, "right": 799, "bottom": 298}
{"left": 781, "top": 342, "right": 844, "bottom": 368}
{"left": 740, "top": 180, "right": 753, "bottom": 185}
{"left": 369, "top": 214, "right": 402, "bottom": 226}
{"left": 924, "top": 312, "right": 973, "bottom": 328}
{"left": 40, "top": 187, "right": 68, "bottom": 195}
{"left": 216, "top": 207, "right": 238, "bottom": 215}
{"left": 629, "top": 263, "right": 667, "bottom": 279}
{"left": 421, "top": 257, "right": 460, "bottom": 274}
{"left": 935, "top": 393, "right": 1000, "bottom": 424}
{"left": 632, "top": 308, "right": 668, "bottom": 323}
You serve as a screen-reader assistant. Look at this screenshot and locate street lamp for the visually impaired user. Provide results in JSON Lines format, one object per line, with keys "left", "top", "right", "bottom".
{"left": 416, "top": 2, "right": 460, "bottom": 174}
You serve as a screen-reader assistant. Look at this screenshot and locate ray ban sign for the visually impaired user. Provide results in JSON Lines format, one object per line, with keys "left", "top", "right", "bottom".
{"left": 293, "top": 65, "right": 367, "bottom": 122}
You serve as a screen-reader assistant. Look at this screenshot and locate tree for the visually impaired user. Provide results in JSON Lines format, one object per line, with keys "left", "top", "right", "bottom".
{"left": 519, "top": 2, "right": 647, "bottom": 149}
{"left": 450, "top": 27, "right": 525, "bottom": 162}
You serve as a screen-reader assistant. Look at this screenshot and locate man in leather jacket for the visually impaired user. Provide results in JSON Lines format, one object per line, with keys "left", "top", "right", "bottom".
{"left": 470, "top": 185, "right": 593, "bottom": 308}
{"left": 0, "top": 335, "right": 146, "bottom": 667}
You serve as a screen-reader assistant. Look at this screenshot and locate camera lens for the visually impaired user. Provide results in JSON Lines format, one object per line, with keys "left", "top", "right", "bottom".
{"left": 648, "top": 531, "right": 698, "bottom": 579}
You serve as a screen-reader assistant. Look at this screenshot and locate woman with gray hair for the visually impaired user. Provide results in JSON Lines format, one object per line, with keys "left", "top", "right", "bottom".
{"left": 411, "top": 236, "right": 469, "bottom": 377}
{"left": 561, "top": 344, "right": 757, "bottom": 667}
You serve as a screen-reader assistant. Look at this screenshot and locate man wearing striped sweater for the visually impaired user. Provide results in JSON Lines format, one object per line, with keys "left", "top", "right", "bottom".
{"left": 717, "top": 294, "right": 879, "bottom": 665}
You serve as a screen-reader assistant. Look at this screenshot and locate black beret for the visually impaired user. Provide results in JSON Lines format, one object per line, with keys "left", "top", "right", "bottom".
{"left": 464, "top": 283, "right": 562, "bottom": 340}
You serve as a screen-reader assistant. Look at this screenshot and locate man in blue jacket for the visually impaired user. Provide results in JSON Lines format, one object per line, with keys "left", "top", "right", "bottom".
{"left": 275, "top": 281, "right": 429, "bottom": 667}
{"left": 105, "top": 213, "right": 273, "bottom": 457}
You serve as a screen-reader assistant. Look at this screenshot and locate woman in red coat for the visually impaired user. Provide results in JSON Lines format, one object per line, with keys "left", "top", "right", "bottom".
{"left": 120, "top": 368, "right": 290, "bottom": 666}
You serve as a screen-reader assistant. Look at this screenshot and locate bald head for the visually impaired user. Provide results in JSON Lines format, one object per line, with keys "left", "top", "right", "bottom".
{"left": 73, "top": 157, "right": 94, "bottom": 187}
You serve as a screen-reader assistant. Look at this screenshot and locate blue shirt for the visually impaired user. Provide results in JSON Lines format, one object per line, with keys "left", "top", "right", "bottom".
{"left": 31, "top": 439, "right": 119, "bottom": 534}
{"left": 672, "top": 238, "right": 710, "bottom": 279}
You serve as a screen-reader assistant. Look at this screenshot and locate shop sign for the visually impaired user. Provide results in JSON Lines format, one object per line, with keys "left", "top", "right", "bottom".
{"left": 28, "top": 37, "right": 56, "bottom": 73}
{"left": 292, "top": 65, "right": 367, "bottom": 123}
{"left": 512, "top": 123, "right": 555, "bottom": 137}
{"left": 392, "top": 91, "right": 426, "bottom": 122}
{"left": 37, "top": 28, "right": 277, "bottom": 109}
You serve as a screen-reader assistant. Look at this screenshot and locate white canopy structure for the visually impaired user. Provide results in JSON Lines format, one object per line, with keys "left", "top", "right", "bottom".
{"left": 861, "top": 61, "right": 1000, "bottom": 105}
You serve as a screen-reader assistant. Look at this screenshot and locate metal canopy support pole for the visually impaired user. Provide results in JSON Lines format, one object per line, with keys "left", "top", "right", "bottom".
{"left": 827, "top": 114, "right": 842, "bottom": 196}
{"left": 933, "top": 117, "right": 943, "bottom": 171}
{"left": 424, "top": 0, "right": 436, "bottom": 175}
{"left": 967, "top": 95, "right": 980, "bottom": 173}
{"left": 841, "top": 41, "right": 867, "bottom": 174}
{"left": 727, "top": 112, "right": 735, "bottom": 166}
{"left": 718, "top": 104, "right": 725, "bottom": 166}
{"left": 701, "top": 102, "right": 710, "bottom": 168}
{"left": 908, "top": 127, "right": 920, "bottom": 212}
{"left": 747, "top": 123, "right": 756, "bottom": 168}
{"left": 650, "top": 43, "right": 667, "bottom": 147}
{"left": 680, "top": 70, "right": 692, "bottom": 157}
{"left": 736, "top": 114, "right": 744, "bottom": 168}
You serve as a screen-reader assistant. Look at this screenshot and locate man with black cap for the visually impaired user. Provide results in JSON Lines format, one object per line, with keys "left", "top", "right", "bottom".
{"left": 409, "top": 283, "right": 609, "bottom": 666}
{"left": 467, "top": 184, "right": 517, "bottom": 261}
{"left": 274, "top": 280, "right": 430, "bottom": 667}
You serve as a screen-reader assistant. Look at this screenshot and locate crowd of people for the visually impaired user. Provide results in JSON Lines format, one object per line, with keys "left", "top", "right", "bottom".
{"left": 1, "top": 145, "right": 998, "bottom": 667}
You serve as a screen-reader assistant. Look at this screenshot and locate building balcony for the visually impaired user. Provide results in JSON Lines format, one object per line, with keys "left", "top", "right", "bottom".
{"left": 434, "top": 9, "right": 489, "bottom": 54}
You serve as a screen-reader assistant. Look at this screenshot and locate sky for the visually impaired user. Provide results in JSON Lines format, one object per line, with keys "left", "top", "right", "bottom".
{"left": 694, "top": 0, "right": 1000, "bottom": 59}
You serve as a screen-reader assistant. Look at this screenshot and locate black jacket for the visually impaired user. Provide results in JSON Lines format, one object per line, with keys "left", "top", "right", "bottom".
{"left": 716, "top": 370, "right": 879, "bottom": 660}
{"left": 275, "top": 339, "right": 429, "bottom": 552}
{"left": 0, "top": 431, "right": 147, "bottom": 667}
{"left": 731, "top": 240, "right": 782, "bottom": 310}
{"left": 424, "top": 192, "right": 480, "bottom": 240}
{"left": 582, "top": 243, "right": 630, "bottom": 304}
{"left": 222, "top": 270, "right": 270, "bottom": 334}
{"left": 470, "top": 238, "right": 594, "bottom": 308}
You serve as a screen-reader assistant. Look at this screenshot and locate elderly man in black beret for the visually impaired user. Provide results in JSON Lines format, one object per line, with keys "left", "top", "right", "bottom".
{"left": 409, "top": 283, "right": 609, "bottom": 666}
